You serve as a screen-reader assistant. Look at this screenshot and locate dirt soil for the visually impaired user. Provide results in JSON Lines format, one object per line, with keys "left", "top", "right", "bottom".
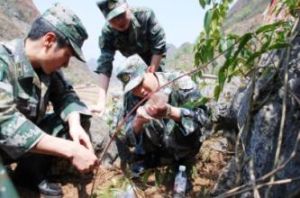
{"left": 16, "top": 135, "right": 232, "bottom": 198}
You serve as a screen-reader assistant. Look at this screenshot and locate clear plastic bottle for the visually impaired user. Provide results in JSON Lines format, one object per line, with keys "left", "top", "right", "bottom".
{"left": 173, "top": 165, "right": 187, "bottom": 198}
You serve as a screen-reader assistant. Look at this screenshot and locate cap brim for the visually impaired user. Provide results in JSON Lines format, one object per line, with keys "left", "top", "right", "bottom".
{"left": 69, "top": 39, "right": 86, "bottom": 62}
{"left": 124, "top": 76, "right": 143, "bottom": 94}
{"left": 107, "top": 3, "right": 127, "bottom": 21}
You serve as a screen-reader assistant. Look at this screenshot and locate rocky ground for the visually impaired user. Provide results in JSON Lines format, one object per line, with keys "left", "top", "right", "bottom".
{"left": 16, "top": 134, "right": 233, "bottom": 198}
{"left": 16, "top": 82, "right": 234, "bottom": 198}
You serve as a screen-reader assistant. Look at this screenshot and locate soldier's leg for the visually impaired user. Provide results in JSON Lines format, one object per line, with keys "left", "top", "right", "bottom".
{"left": 0, "top": 159, "right": 19, "bottom": 198}
{"left": 13, "top": 113, "right": 68, "bottom": 196}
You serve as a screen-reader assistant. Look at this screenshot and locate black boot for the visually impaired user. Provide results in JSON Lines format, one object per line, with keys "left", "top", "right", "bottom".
{"left": 13, "top": 155, "right": 63, "bottom": 197}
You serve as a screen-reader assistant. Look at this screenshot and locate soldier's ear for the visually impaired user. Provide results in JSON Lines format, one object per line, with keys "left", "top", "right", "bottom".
{"left": 43, "top": 32, "right": 57, "bottom": 48}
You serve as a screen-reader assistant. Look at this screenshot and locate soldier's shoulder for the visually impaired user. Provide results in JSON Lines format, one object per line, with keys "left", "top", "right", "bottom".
{"left": 165, "top": 72, "right": 196, "bottom": 90}
{"left": 0, "top": 43, "right": 14, "bottom": 68}
{"left": 131, "top": 7, "right": 153, "bottom": 19}
{"left": 101, "top": 22, "right": 113, "bottom": 34}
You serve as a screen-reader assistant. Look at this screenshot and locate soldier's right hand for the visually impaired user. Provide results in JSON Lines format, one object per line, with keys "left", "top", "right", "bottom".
{"left": 89, "top": 101, "right": 106, "bottom": 117}
{"left": 70, "top": 144, "right": 99, "bottom": 173}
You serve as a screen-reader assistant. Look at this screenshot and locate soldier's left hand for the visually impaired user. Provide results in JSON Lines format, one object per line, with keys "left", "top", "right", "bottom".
{"left": 147, "top": 65, "right": 156, "bottom": 73}
{"left": 145, "top": 92, "right": 169, "bottom": 118}
{"left": 69, "top": 124, "right": 94, "bottom": 152}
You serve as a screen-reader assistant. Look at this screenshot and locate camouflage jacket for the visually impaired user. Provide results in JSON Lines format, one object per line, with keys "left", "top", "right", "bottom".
{"left": 0, "top": 39, "right": 89, "bottom": 159}
{"left": 0, "top": 159, "right": 18, "bottom": 197}
{"left": 122, "top": 72, "right": 210, "bottom": 160}
{"left": 95, "top": 7, "right": 166, "bottom": 77}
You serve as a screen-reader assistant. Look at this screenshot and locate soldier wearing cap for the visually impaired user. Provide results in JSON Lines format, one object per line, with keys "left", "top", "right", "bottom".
{"left": 91, "top": 0, "right": 167, "bottom": 116}
{"left": 0, "top": 3, "right": 98, "bottom": 197}
{"left": 116, "top": 55, "right": 210, "bottom": 191}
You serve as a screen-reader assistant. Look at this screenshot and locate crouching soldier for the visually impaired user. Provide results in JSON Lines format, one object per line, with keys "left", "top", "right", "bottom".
{"left": 0, "top": 3, "right": 98, "bottom": 197}
{"left": 115, "top": 55, "right": 210, "bottom": 191}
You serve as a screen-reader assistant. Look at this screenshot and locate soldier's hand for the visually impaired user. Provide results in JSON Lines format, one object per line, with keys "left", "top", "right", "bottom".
{"left": 70, "top": 144, "right": 99, "bottom": 173}
{"left": 147, "top": 65, "right": 156, "bottom": 73}
{"left": 136, "top": 106, "right": 154, "bottom": 120}
{"left": 133, "top": 106, "right": 153, "bottom": 134}
{"left": 69, "top": 124, "right": 94, "bottom": 152}
{"left": 145, "top": 92, "right": 169, "bottom": 118}
{"left": 89, "top": 101, "right": 106, "bottom": 117}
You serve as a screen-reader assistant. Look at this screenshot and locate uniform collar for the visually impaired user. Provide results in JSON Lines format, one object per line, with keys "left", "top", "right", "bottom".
{"left": 154, "top": 72, "right": 172, "bottom": 95}
{"left": 4, "top": 39, "right": 36, "bottom": 79}
{"left": 130, "top": 10, "right": 140, "bottom": 28}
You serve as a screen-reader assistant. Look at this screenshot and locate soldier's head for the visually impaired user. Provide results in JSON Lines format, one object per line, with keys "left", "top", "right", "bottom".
{"left": 26, "top": 3, "right": 88, "bottom": 74}
{"left": 117, "top": 55, "right": 159, "bottom": 98}
{"left": 97, "top": 0, "right": 131, "bottom": 32}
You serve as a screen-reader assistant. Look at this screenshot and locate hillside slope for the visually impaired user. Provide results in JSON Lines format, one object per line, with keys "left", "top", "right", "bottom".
{"left": 0, "top": 0, "right": 98, "bottom": 87}
{"left": 166, "top": 0, "right": 270, "bottom": 72}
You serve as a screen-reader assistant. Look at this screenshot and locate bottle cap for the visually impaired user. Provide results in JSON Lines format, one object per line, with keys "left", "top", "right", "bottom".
{"left": 179, "top": 165, "right": 186, "bottom": 172}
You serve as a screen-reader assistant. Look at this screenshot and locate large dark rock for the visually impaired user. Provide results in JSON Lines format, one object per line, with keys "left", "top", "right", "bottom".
{"left": 212, "top": 21, "right": 300, "bottom": 197}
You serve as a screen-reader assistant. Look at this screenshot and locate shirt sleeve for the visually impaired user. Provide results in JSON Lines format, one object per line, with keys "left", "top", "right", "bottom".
{"left": 173, "top": 80, "right": 211, "bottom": 136}
{"left": 95, "top": 28, "right": 116, "bottom": 77}
{"left": 146, "top": 9, "right": 167, "bottom": 55}
{"left": 0, "top": 59, "right": 44, "bottom": 159}
{"left": 49, "top": 70, "right": 90, "bottom": 121}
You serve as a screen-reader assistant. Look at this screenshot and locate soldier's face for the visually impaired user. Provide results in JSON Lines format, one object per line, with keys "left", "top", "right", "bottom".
{"left": 109, "top": 9, "right": 131, "bottom": 32}
{"left": 40, "top": 42, "right": 73, "bottom": 74}
{"left": 132, "top": 73, "right": 158, "bottom": 98}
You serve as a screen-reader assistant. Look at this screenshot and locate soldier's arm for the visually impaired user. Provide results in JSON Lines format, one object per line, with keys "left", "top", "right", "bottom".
{"left": 49, "top": 70, "right": 89, "bottom": 122}
{"left": 92, "top": 30, "right": 116, "bottom": 114}
{"left": 32, "top": 133, "right": 98, "bottom": 173}
{"left": 0, "top": 59, "right": 44, "bottom": 159}
{"left": 172, "top": 77, "right": 211, "bottom": 136}
{"left": 146, "top": 9, "right": 166, "bottom": 71}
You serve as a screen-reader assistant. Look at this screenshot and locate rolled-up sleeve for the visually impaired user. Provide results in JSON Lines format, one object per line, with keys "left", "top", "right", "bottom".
{"left": 179, "top": 107, "right": 210, "bottom": 136}
{"left": 174, "top": 81, "right": 210, "bottom": 136}
{"left": 95, "top": 29, "right": 116, "bottom": 77}
{"left": 49, "top": 71, "right": 90, "bottom": 121}
{"left": 0, "top": 60, "right": 44, "bottom": 159}
{"left": 147, "top": 9, "right": 166, "bottom": 55}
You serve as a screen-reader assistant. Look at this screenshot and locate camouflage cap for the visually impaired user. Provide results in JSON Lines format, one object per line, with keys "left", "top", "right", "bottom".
{"left": 117, "top": 54, "right": 147, "bottom": 94}
{"left": 97, "top": 0, "right": 127, "bottom": 21}
{"left": 41, "top": 3, "right": 88, "bottom": 62}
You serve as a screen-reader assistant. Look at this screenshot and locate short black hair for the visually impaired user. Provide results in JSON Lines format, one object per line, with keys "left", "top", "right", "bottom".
{"left": 27, "top": 17, "right": 69, "bottom": 48}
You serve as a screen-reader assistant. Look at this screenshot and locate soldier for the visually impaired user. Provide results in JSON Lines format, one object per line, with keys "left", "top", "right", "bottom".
{"left": 116, "top": 55, "right": 210, "bottom": 191}
{"left": 0, "top": 3, "right": 98, "bottom": 197}
{"left": 92, "top": 0, "right": 167, "bottom": 116}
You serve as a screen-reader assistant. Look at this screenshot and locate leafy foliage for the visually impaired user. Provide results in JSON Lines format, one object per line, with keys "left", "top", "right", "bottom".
{"left": 194, "top": 0, "right": 294, "bottom": 99}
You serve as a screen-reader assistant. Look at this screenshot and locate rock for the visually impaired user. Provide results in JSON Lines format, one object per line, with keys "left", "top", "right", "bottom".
{"left": 89, "top": 116, "right": 118, "bottom": 168}
{"left": 213, "top": 23, "right": 300, "bottom": 197}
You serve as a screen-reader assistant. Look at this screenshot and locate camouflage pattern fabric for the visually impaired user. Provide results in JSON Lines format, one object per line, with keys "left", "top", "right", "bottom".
{"left": 121, "top": 72, "right": 210, "bottom": 161}
{"left": 42, "top": 3, "right": 88, "bottom": 62}
{"left": 95, "top": 7, "right": 166, "bottom": 77}
{"left": 0, "top": 159, "right": 19, "bottom": 198}
{"left": 0, "top": 39, "right": 89, "bottom": 160}
{"left": 116, "top": 54, "right": 148, "bottom": 94}
{"left": 97, "top": 0, "right": 127, "bottom": 21}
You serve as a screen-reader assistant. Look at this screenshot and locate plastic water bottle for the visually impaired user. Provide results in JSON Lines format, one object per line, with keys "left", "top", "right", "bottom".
{"left": 173, "top": 165, "right": 187, "bottom": 198}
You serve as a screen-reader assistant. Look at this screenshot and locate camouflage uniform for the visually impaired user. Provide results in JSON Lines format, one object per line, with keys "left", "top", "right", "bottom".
{"left": 0, "top": 159, "right": 18, "bottom": 198}
{"left": 95, "top": 3, "right": 167, "bottom": 77}
{"left": 116, "top": 55, "right": 210, "bottom": 166}
{"left": 0, "top": 3, "right": 89, "bottom": 195}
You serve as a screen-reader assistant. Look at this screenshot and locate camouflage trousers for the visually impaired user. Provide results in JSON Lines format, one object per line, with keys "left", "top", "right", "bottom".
{"left": 1, "top": 113, "right": 91, "bottom": 184}
{"left": 0, "top": 160, "right": 19, "bottom": 198}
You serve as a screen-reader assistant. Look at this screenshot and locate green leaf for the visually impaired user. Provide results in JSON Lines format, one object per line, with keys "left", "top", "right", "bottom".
{"left": 268, "top": 42, "right": 291, "bottom": 50}
{"left": 199, "top": 0, "right": 206, "bottom": 8}
{"left": 182, "top": 97, "right": 209, "bottom": 108}
{"left": 213, "top": 84, "right": 221, "bottom": 100}
{"left": 255, "top": 21, "right": 287, "bottom": 34}
{"left": 204, "top": 9, "right": 213, "bottom": 34}
{"left": 245, "top": 51, "right": 264, "bottom": 66}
